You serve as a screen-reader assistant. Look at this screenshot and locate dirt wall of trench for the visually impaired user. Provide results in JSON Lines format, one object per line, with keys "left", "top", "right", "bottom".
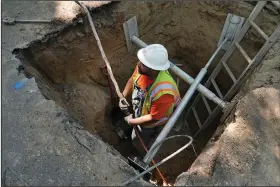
{"left": 175, "top": 38, "right": 280, "bottom": 186}
{"left": 13, "top": 1, "right": 279, "bottom": 184}
{"left": 14, "top": 0, "right": 278, "bottom": 139}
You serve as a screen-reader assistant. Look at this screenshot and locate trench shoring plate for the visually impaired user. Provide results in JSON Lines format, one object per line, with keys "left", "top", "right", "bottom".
{"left": 123, "top": 16, "right": 139, "bottom": 52}
{"left": 218, "top": 13, "right": 245, "bottom": 50}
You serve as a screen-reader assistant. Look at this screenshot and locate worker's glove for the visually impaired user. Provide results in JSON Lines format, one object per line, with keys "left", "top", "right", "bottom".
{"left": 119, "top": 97, "right": 129, "bottom": 111}
{"left": 124, "top": 114, "right": 133, "bottom": 125}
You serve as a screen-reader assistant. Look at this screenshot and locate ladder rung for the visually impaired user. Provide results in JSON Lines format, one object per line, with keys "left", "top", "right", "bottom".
{"left": 201, "top": 95, "right": 212, "bottom": 115}
{"left": 249, "top": 20, "right": 269, "bottom": 41}
{"left": 192, "top": 107, "right": 202, "bottom": 128}
{"left": 211, "top": 78, "right": 224, "bottom": 99}
{"left": 235, "top": 42, "right": 252, "bottom": 64}
{"left": 185, "top": 120, "right": 191, "bottom": 134}
{"left": 221, "top": 61, "right": 237, "bottom": 83}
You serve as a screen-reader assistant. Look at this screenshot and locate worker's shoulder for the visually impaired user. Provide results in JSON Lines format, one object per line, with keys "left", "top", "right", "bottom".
{"left": 152, "top": 93, "right": 174, "bottom": 103}
{"left": 157, "top": 74, "right": 177, "bottom": 85}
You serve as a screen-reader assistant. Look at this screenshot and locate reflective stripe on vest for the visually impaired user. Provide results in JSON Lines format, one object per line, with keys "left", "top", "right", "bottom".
{"left": 150, "top": 83, "right": 177, "bottom": 102}
{"left": 150, "top": 82, "right": 181, "bottom": 108}
{"left": 132, "top": 69, "right": 181, "bottom": 127}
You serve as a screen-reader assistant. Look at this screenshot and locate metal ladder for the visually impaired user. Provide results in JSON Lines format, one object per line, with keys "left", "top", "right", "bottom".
{"left": 185, "top": 1, "right": 280, "bottom": 137}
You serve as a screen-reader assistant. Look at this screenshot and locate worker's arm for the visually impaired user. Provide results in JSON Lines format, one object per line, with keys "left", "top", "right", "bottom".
{"left": 119, "top": 66, "right": 137, "bottom": 110}
{"left": 127, "top": 94, "right": 174, "bottom": 126}
{"left": 122, "top": 64, "right": 139, "bottom": 98}
{"left": 128, "top": 114, "right": 153, "bottom": 125}
{"left": 122, "top": 77, "right": 133, "bottom": 98}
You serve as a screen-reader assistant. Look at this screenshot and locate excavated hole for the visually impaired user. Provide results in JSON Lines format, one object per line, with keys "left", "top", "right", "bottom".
{"left": 13, "top": 1, "right": 277, "bottom": 185}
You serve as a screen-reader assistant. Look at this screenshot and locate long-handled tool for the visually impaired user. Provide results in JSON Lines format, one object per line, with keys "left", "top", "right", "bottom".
{"left": 75, "top": 1, "right": 129, "bottom": 108}
{"left": 2, "top": 16, "right": 61, "bottom": 25}
{"left": 76, "top": 2, "right": 168, "bottom": 184}
{"left": 100, "top": 65, "right": 130, "bottom": 140}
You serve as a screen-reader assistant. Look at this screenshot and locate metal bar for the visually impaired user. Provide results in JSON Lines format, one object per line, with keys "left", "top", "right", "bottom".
{"left": 199, "top": 1, "right": 267, "bottom": 88}
{"left": 131, "top": 35, "right": 227, "bottom": 109}
{"left": 235, "top": 42, "right": 252, "bottom": 64}
{"left": 201, "top": 95, "right": 212, "bottom": 114}
{"left": 192, "top": 107, "right": 202, "bottom": 128}
{"left": 184, "top": 92, "right": 214, "bottom": 130}
{"left": 205, "top": 37, "right": 230, "bottom": 69}
{"left": 191, "top": 2, "right": 267, "bottom": 137}
{"left": 143, "top": 68, "right": 207, "bottom": 164}
{"left": 184, "top": 96, "right": 201, "bottom": 128}
{"left": 143, "top": 37, "right": 229, "bottom": 164}
{"left": 185, "top": 120, "right": 191, "bottom": 135}
{"left": 16, "top": 20, "right": 52, "bottom": 23}
{"left": 194, "top": 4, "right": 280, "bottom": 138}
{"left": 194, "top": 106, "right": 222, "bottom": 137}
{"left": 121, "top": 135, "right": 193, "bottom": 186}
{"left": 224, "top": 25, "right": 280, "bottom": 101}
{"left": 221, "top": 61, "right": 237, "bottom": 83}
{"left": 211, "top": 78, "right": 224, "bottom": 99}
{"left": 249, "top": 20, "right": 269, "bottom": 41}
{"left": 181, "top": 2, "right": 267, "bottom": 138}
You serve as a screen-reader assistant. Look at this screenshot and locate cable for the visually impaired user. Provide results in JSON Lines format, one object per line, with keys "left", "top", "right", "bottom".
{"left": 191, "top": 143, "right": 198, "bottom": 157}
{"left": 148, "top": 135, "right": 192, "bottom": 155}
{"left": 121, "top": 135, "right": 193, "bottom": 186}
{"left": 133, "top": 126, "right": 168, "bottom": 185}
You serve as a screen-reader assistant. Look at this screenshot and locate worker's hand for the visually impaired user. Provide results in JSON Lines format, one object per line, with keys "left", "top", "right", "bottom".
{"left": 124, "top": 114, "right": 133, "bottom": 125}
{"left": 119, "top": 97, "right": 129, "bottom": 111}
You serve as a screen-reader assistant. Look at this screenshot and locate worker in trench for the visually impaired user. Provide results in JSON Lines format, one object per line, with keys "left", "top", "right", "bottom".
{"left": 119, "top": 44, "right": 181, "bottom": 156}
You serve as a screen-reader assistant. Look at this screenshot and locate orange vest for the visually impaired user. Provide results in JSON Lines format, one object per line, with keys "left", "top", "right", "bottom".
{"left": 132, "top": 70, "right": 181, "bottom": 127}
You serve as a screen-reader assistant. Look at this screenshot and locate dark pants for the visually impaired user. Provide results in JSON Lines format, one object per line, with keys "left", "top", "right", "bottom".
{"left": 132, "top": 126, "right": 163, "bottom": 157}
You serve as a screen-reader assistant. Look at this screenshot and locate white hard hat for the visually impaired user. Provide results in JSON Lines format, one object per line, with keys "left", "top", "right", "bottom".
{"left": 137, "top": 44, "right": 170, "bottom": 71}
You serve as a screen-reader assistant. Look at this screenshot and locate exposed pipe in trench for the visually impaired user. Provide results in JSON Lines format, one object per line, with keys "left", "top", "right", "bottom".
{"left": 131, "top": 36, "right": 227, "bottom": 109}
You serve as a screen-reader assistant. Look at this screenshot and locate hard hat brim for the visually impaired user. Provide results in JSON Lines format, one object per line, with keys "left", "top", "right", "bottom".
{"left": 137, "top": 48, "right": 170, "bottom": 71}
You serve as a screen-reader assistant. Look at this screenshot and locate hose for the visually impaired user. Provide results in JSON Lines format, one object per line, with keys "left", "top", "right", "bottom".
{"left": 133, "top": 126, "right": 168, "bottom": 185}
{"left": 121, "top": 135, "right": 193, "bottom": 186}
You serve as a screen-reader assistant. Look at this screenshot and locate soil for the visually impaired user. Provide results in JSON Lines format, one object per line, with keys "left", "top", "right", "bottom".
{"left": 12, "top": 0, "right": 280, "bottom": 185}
{"left": 1, "top": 1, "right": 149, "bottom": 186}
{"left": 175, "top": 39, "right": 280, "bottom": 185}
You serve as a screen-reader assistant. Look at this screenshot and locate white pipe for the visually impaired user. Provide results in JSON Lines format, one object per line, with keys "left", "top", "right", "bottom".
{"left": 131, "top": 36, "right": 227, "bottom": 108}
{"left": 144, "top": 69, "right": 206, "bottom": 164}
{"left": 143, "top": 37, "right": 229, "bottom": 164}
{"left": 121, "top": 135, "right": 193, "bottom": 186}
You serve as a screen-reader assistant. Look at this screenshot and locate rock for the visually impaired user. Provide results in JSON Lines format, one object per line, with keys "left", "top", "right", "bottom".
{"left": 35, "top": 28, "right": 41, "bottom": 34}
{"left": 76, "top": 31, "right": 84, "bottom": 37}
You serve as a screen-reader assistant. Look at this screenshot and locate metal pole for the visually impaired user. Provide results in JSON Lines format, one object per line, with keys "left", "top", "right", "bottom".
{"left": 143, "top": 69, "right": 206, "bottom": 164}
{"left": 131, "top": 36, "right": 227, "bottom": 108}
{"left": 142, "top": 37, "right": 229, "bottom": 164}
{"left": 121, "top": 135, "right": 193, "bottom": 186}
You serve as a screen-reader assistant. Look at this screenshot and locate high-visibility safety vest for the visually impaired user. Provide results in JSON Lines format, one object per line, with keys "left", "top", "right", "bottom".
{"left": 132, "top": 70, "right": 181, "bottom": 128}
